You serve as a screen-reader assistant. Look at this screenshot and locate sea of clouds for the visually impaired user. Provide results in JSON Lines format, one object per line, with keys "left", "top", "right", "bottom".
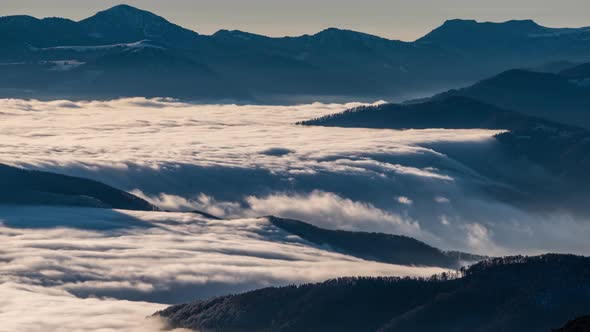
{"left": 1, "top": 97, "right": 589, "bottom": 330}
{"left": 0, "top": 206, "right": 445, "bottom": 331}
{"left": 1, "top": 97, "right": 587, "bottom": 255}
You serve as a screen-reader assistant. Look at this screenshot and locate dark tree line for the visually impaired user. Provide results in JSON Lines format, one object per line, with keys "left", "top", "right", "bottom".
{"left": 158, "top": 254, "right": 590, "bottom": 332}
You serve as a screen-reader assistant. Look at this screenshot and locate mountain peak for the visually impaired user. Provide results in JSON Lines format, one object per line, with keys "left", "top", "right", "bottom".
{"left": 419, "top": 18, "right": 546, "bottom": 44}
{"left": 86, "top": 4, "right": 163, "bottom": 22}
{"left": 99, "top": 4, "right": 150, "bottom": 15}
{"left": 313, "top": 27, "right": 390, "bottom": 42}
{"left": 317, "top": 27, "right": 346, "bottom": 34}
{"left": 440, "top": 18, "right": 540, "bottom": 28}
{"left": 212, "top": 29, "right": 266, "bottom": 40}
{"left": 78, "top": 4, "right": 200, "bottom": 46}
{"left": 440, "top": 19, "right": 478, "bottom": 26}
{"left": 509, "top": 19, "right": 540, "bottom": 25}
{"left": 315, "top": 27, "right": 367, "bottom": 37}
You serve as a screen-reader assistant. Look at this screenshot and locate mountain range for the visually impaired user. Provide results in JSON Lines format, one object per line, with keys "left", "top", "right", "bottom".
{"left": 157, "top": 254, "right": 590, "bottom": 332}
{"left": 2, "top": 5, "right": 590, "bottom": 102}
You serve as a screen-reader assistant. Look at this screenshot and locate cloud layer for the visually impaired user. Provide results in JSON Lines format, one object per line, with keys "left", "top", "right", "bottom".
{"left": 0, "top": 98, "right": 494, "bottom": 246}
{"left": 0, "top": 206, "right": 445, "bottom": 329}
{"left": 0, "top": 97, "right": 494, "bottom": 173}
{"left": 0, "top": 283, "right": 171, "bottom": 332}
{"left": 1, "top": 97, "right": 588, "bottom": 256}
{"left": 2, "top": 97, "right": 590, "bottom": 329}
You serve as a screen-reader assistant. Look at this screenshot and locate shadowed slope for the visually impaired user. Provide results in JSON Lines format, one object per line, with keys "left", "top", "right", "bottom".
{"left": 425, "top": 68, "right": 590, "bottom": 128}
{"left": 554, "top": 315, "right": 590, "bottom": 332}
{"left": 157, "top": 254, "right": 590, "bottom": 332}
{"left": 0, "top": 163, "right": 156, "bottom": 211}
{"left": 268, "top": 216, "right": 484, "bottom": 268}
{"left": 300, "top": 96, "right": 559, "bottom": 130}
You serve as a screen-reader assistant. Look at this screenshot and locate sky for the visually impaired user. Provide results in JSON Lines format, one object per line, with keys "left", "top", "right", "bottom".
{"left": 1, "top": 0, "right": 589, "bottom": 41}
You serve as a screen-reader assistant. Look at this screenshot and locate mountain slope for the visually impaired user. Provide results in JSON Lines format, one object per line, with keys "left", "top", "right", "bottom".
{"left": 61, "top": 47, "right": 247, "bottom": 100}
{"left": 78, "top": 4, "right": 202, "bottom": 48}
{"left": 426, "top": 68, "right": 590, "bottom": 128}
{"left": 0, "top": 5, "right": 201, "bottom": 50}
{"left": 0, "top": 164, "right": 156, "bottom": 211}
{"left": 300, "top": 96, "right": 560, "bottom": 130}
{"left": 300, "top": 96, "right": 590, "bottom": 215}
{"left": 268, "top": 216, "right": 484, "bottom": 269}
{"left": 559, "top": 61, "right": 590, "bottom": 85}
{"left": 554, "top": 315, "right": 590, "bottom": 332}
{"left": 157, "top": 254, "right": 590, "bottom": 332}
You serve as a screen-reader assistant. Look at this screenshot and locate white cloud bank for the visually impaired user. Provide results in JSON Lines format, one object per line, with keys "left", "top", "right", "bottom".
{"left": 0, "top": 97, "right": 496, "bottom": 174}
{"left": 0, "top": 98, "right": 505, "bottom": 248}
{"left": 133, "top": 190, "right": 425, "bottom": 238}
{"left": 0, "top": 205, "right": 446, "bottom": 330}
{"left": 0, "top": 98, "right": 587, "bottom": 256}
{"left": 0, "top": 283, "right": 172, "bottom": 332}
{"left": 1, "top": 98, "right": 589, "bottom": 329}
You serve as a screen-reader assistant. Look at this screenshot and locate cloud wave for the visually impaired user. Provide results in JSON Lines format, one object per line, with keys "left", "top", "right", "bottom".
{"left": 1, "top": 98, "right": 588, "bottom": 256}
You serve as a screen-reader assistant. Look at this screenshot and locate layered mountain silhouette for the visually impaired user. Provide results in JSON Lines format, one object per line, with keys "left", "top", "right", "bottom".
{"left": 0, "top": 163, "right": 156, "bottom": 210}
{"left": 78, "top": 5, "right": 202, "bottom": 48}
{"left": 157, "top": 254, "right": 590, "bottom": 332}
{"left": 2, "top": 5, "right": 590, "bottom": 102}
{"left": 559, "top": 61, "right": 590, "bottom": 80}
{"left": 300, "top": 96, "right": 563, "bottom": 130}
{"left": 301, "top": 96, "right": 590, "bottom": 177}
{"left": 422, "top": 66, "right": 590, "bottom": 128}
{"left": 301, "top": 96, "right": 590, "bottom": 215}
{"left": 0, "top": 5, "right": 202, "bottom": 49}
{"left": 268, "top": 216, "right": 484, "bottom": 269}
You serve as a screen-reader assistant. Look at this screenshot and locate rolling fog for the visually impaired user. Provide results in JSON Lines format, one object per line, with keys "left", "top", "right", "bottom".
{"left": 1, "top": 97, "right": 587, "bottom": 255}
{"left": 1, "top": 97, "right": 589, "bottom": 330}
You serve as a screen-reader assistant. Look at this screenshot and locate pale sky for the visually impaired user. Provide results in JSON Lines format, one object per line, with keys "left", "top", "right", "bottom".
{"left": 1, "top": 0, "right": 589, "bottom": 41}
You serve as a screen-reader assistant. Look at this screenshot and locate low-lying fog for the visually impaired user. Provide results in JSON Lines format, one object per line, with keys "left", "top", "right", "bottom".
{"left": 2, "top": 98, "right": 587, "bottom": 255}
{"left": 0, "top": 206, "right": 445, "bottom": 331}
{"left": 1, "top": 98, "right": 588, "bottom": 330}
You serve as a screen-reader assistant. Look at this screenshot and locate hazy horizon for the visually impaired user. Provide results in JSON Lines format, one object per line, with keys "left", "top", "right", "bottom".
{"left": 2, "top": 0, "right": 589, "bottom": 41}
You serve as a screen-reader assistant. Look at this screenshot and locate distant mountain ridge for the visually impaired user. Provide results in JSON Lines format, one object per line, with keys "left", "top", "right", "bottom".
{"left": 157, "top": 254, "right": 590, "bottom": 332}
{"left": 2, "top": 5, "right": 590, "bottom": 102}
{"left": 560, "top": 61, "right": 590, "bottom": 80}
{"left": 0, "top": 5, "right": 202, "bottom": 48}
